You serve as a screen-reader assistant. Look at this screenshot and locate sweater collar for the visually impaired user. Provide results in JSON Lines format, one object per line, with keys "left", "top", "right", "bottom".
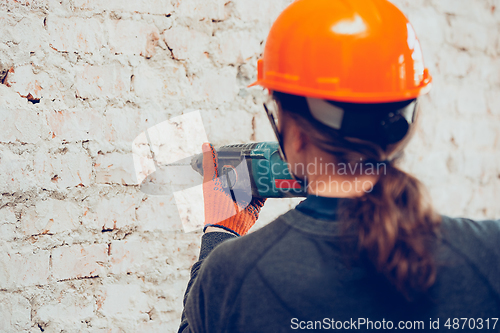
{"left": 286, "top": 194, "right": 357, "bottom": 237}
{"left": 295, "top": 194, "right": 341, "bottom": 221}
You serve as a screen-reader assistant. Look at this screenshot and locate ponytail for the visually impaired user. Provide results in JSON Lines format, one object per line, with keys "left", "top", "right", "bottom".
{"left": 340, "top": 163, "right": 441, "bottom": 299}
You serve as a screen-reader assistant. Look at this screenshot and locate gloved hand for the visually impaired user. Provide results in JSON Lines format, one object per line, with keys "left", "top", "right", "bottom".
{"left": 202, "top": 142, "right": 266, "bottom": 236}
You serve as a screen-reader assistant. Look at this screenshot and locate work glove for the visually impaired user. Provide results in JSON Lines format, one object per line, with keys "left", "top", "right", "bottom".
{"left": 202, "top": 142, "right": 266, "bottom": 236}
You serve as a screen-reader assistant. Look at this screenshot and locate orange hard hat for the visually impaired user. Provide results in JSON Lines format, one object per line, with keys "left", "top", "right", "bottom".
{"left": 250, "top": 0, "right": 432, "bottom": 103}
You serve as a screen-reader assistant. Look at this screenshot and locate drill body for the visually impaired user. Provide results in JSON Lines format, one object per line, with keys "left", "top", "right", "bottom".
{"left": 191, "top": 142, "right": 307, "bottom": 199}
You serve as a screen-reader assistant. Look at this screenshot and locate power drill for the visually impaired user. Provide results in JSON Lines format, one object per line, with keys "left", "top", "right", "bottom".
{"left": 190, "top": 142, "right": 307, "bottom": 199}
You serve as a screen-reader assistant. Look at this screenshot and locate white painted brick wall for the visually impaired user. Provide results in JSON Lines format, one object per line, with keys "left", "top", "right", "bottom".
{"left": 0, "top": 0, "right": 499, "bottom": 332}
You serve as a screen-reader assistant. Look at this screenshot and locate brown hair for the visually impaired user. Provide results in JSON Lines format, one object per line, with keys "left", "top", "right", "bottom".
{"left": 274, "top": 91, "right": 442, "bottom": 300}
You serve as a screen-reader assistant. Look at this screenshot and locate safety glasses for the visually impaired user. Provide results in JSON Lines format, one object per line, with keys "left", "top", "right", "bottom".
{"left": 263, "top": 95, "right": 287, "bottom": 162}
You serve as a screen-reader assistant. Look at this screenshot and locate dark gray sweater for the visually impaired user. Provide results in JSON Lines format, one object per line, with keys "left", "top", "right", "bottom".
{"left": 178, "top": 197, "right": 500, "bottom": 332}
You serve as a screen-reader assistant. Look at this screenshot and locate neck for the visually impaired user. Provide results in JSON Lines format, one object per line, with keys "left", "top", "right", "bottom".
{"left": 305, "top": 173, "right": 378, "bottom": 198}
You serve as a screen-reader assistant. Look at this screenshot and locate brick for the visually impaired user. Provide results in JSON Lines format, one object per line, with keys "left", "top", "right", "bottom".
{"left": 99, "top": 284, "right": 149, "bottom": 319}
{"left": 430, "top": 0, "right": 496, "bottom": 24}
{"left": 109, "top": 239, "right": 156, "bottom": 274}
{"left": 468, "top": 118, "right": 498, "bottom": 150}
{"left": 466, "top": 55, "right": 500, "bottom": 86}
{"left": 445, "top": 16, "right": 491, "bottom": 52}
{"left": 412, "top": 113, "right": 437, "bottom": 148}
{"left": 47, "top": 16, "right": 105, "bottom": 53}
{"left": 0, "top": 107, "right": 49, "bottom": 144}
{"left": 163, "top": 26, "right": 210, "bottom": 61}
{"left": 145, "top": 110, "right": 208, "bottom": 165}
{"left": 407, "top": 150, "right": 449, "bottom": 183}
{"left": 201, "top": 107, "right": 253, "bottom": 144}
{"left": 0, "top": 84, "right": 23, "bottom": 110}
{"left": 3, "top": 65, "right": 43, "bottom": 101}
{"left": 0, "top": 224, "right": 17, "bottom": 242}
{"left": 486, "top": 90, "right": 500, "bottom": 116}
{"left": 21, "top": 199, "right": 81, "bottom": 236}
{"left": 460, "top": 151, "right": 490, "bottom": 180}
{"left": 0, "top": 147, "right": 35, "bottom": 193}
{"left": 2, "top": 0, "right": 47, "bottom": 9}
{"left": 138, "top": 321, "right": 175, "bottom": 333}
{"left": 173, "top": 184, "right": 205, "bottom": 233}
{"left": 136, "top": 195, "right": 183, "bottom": 232}
{"left": 75, "top": 64, "right": 131, "bottom": 99}
{"left": 456, "top": 85, "right": 487, "bottom": 116}
{"left": 0, "top": 294, "right": 31, "bottom": 332}
{"left": 73, "top": 0, "right": 173, "bottom": 15}
{"left": 481, "top": 57, "right": 500, "bottom": 86}
{"left": 430, "top": 114, "right": 459, "bottom": 147}
{"left": 51, "top": 244, "right": 108, "bottom": 281}
{"left": 406, "top": 7, "right": 446, "bottom": 48}
{"left": 108, "top": 20, "right": 160, "bottom": 58}
{"left": 163, "top": 233, "right": 201, "bottom": 271}
{"left": 36, "top": 289, "right": 95, "bottom": 326}
{"left": 33, "top": 145, "right": 92, "bottom": 189}
{"left": 0, "top": 207, "right": 17, "bottom": 242}
{"left": 389, "top": 0, "right": 425, "bottom": 12}
{"left": 442, "top": 149, "right": 463, "bottom": 175}
{"left": 426, "top": 81, "right": 458, "bottom": 117}
{"left": 0, "top": 15, "right": 45, "bottom": 56}
{"left": 492, "top": 179, "right": 500, "bottom": 218}
{"left": 191, "top": 67, "right": 238, "bottom": 104}
{"left": 429, "top": 179, "right": 474, "bottom": 217}
{"left": 431, "top": 113, "right": 478, "bottom": 150}
{"left": 429, "top": 0, "right": 472, "bottom": 16}
{"left": 214, "top": 30, "right": 262, "bottom": 65}
{"left": 132, "top": 64, "right": 169, "bottom": 99}
{"left": 174, "top": 0, "right": 226, "bottom": 21}
{"left": 95, "top": 152, "right": 138, "bottom": 185}
{"left": 89, "top": 194, "right": 138, "bottom": 230}
{"left": 131, "top": 62, "right": 191, "bottom": 100}
{"left": 0, "top": 251, "right": 50, "bottom": 288}
{"left": 439, "top": 46, "right": 472, "bottom": 78}
{"left": 103, "top": 106, "right": 142, "bottom": 144}
{"left": 232, "top": 0, "right": 293, "bottom": 24}
{"left": 467, "top": 183, "right": 498, "bottom": 220}
{"left": 46, "top": 109, "right": 105, "bottom": 142}
{"left": 134, "top": 156, "right": 203, "bottom": 232}
{"left": 0, "top": 207, "right": 17, "bottom": 225}
{"left": 132, "top": 131, "right": 156, "bottom": 185}
{"left": 253, "top": 107, "right": 278, "bottom": 142}
{"left": 31, "top": 71, "right": 65, "bottom": 101}
{"left": 496, "top": 31, "right": 500, "bottom": 56}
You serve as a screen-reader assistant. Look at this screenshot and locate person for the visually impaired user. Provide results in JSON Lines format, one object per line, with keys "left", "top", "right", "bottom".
{"left": 178, "top": 0, "right": 500, "bottom": 332}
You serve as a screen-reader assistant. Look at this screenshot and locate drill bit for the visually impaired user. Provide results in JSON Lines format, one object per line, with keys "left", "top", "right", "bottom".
{"left": 165, "top": 163, "right": 191, "bottom": 166}
{"left": 152, "top": 153, "right": 204, "bottom": 176}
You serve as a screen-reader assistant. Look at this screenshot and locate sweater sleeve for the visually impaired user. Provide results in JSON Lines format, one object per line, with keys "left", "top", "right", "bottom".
{"left": 178, "top": 232, "right": 237, "bottom": 333}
